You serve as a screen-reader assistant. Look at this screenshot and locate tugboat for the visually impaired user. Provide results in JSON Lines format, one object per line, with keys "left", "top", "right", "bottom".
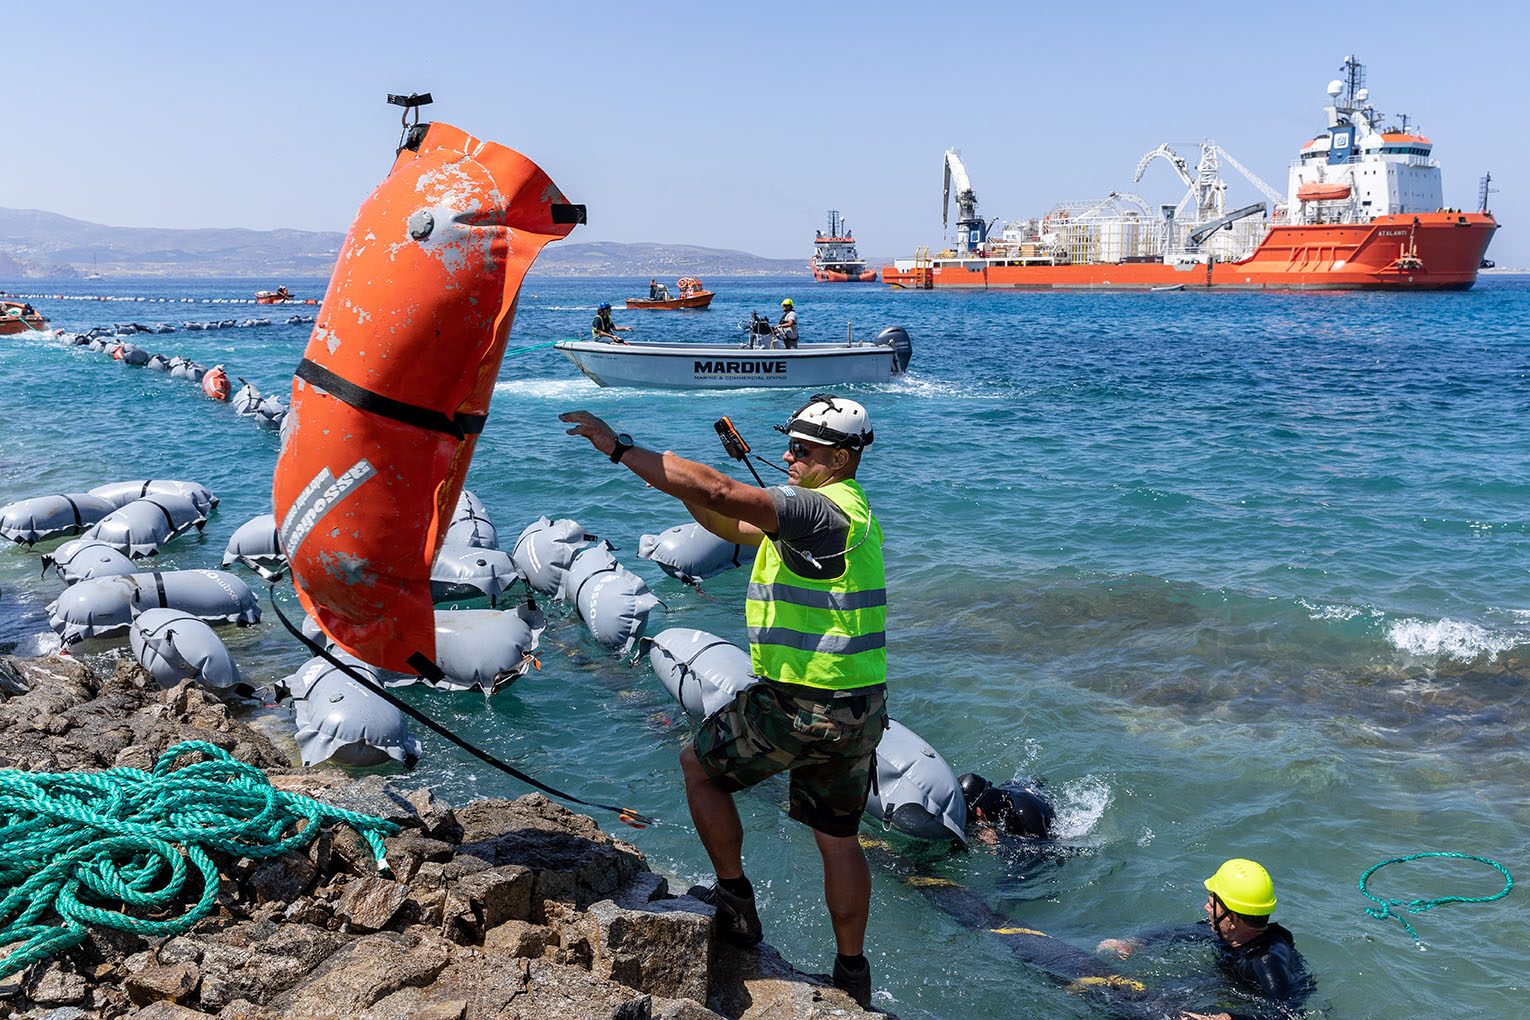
{"left": 811, "top": 211, "right": 878, "bottom": 282}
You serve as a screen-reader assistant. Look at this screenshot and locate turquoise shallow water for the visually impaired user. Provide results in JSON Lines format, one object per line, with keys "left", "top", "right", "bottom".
{"left": 2, "top": 275, "right": 1527, "bottom": 1018}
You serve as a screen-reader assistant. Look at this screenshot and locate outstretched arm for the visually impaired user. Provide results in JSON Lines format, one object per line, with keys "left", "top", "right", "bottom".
{"left": 561, "top": 411, "right": 776, "bottom": 540}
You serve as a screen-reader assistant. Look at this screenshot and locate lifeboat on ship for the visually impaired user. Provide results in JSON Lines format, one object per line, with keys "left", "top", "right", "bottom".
{"left": 1297, "top": 182, "right": 1353, "bottom": 203}
{"left": 626, "top": 277, "right": 715, "bottom": 310}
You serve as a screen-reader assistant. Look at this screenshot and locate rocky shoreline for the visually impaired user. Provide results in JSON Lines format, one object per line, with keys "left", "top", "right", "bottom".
{"left": 0, "top": 656, "right": 886, "bottom": 1020}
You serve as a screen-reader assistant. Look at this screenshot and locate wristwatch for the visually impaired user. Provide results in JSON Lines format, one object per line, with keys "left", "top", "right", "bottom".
{"left": 609, "top": 433, "right": 635, "bottom": 464}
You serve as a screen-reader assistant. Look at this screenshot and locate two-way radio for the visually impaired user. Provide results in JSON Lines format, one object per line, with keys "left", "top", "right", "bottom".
{"left": 714, "top": 416, "right": 767, "bottom": 486}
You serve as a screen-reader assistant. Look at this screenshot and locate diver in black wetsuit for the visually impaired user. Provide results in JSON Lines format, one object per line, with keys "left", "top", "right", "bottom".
{"left": 959, "top": 772, "right": 1056, "bottom": 845}
{"left": 1096, "top": 858, "right": 1314, "bottom": 1020}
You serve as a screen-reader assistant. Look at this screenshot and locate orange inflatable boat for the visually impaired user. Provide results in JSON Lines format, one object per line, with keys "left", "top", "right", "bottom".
{"left": 272, "top": 118, "right": 583, "bottom": 674}
{"left": 201, "top": 366, "right": 230, "bottom": 401}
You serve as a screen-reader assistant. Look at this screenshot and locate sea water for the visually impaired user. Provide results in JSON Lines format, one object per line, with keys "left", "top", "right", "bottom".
{"left": 1, "top": 275, "right": 1526, "bottom": 1019}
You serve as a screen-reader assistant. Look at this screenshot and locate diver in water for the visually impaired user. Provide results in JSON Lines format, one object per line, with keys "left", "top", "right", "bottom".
{"left": 1096, "top": 858, "right": 1315, "bottom": 1020}
{"left": 959, "top": 772, "right": 1055, "bottom": 846}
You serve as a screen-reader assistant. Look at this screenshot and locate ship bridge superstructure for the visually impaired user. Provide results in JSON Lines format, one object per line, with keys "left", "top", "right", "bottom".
{"left": 1287, "top": 55, "right": 1443, "bottom": 224}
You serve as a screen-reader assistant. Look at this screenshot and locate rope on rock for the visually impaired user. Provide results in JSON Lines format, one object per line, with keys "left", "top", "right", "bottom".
{"left": 0, "top": 740, "right": 399, "bottom": 978}
{"left": 1359, "top": 851, "right": 1514, "bottom": 941}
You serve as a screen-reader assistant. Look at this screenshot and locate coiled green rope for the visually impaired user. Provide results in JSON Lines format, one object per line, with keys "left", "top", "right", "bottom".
{"left": 1359, "top": 851, "right": 1513, "bottom": 941}
{"left": 0, "top": 740, "right": 399, "bottom": 978}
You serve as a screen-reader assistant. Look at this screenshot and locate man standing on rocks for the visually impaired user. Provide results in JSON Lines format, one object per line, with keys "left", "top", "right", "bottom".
{"left": 560, "top": 394, "right": 888, "bottom": 1007}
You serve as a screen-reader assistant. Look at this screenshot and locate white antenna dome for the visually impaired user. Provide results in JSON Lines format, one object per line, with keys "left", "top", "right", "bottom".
{"left": 1327, "top": 80, "right": 1343, "bottom": 98}
{"left": 1356, "top": 88, "right": 1369, "bottom": 102}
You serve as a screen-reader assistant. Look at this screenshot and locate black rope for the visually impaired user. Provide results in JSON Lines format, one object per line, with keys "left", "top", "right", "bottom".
{"left": 268, "top": 587, "right": 656, "bottom": 828}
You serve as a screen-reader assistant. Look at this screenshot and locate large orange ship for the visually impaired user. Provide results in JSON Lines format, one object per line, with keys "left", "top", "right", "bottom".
{"left": 882, "top": 57, "right": 1498, "bottom": 291}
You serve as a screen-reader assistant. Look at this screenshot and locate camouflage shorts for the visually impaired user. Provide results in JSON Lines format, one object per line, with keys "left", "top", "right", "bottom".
{"left": 693, "top": 679, "right": 888, "bottom": 838}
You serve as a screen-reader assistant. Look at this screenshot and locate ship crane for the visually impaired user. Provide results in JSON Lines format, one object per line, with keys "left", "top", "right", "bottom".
{"left": 943, "top": 149, "right": 987, "bottom": 255}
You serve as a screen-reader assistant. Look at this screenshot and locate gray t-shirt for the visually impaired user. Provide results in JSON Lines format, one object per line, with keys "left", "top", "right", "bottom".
{"left": 778, "top": 309, "right": 798, "bottom": 341}
{"left": 766, "top": 484, "right": 848, "bottom": 580}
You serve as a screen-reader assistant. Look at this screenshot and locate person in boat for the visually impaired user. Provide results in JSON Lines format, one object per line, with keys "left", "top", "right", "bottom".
{"left": 649, "top": 279, "right": 659, "bottom": 299}
{"left": 591, "top": 302, "right": 632, "bottom": 343}
{"left": 1096, "top": 858, "right": 1315, "bottom": 1020}
{"left": 776, "top": 298, "right": 799, "bottom": 349}
{"left": 958, "top": 772, "right": 1055, "bottom": 846}
{"left": 559, "top": 394, "right": 887, "bottom": 1007}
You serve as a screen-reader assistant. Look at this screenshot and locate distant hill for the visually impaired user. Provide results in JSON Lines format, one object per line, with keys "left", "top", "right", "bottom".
{"left": 0, "top": 207, "right": 810, "bottom": 279}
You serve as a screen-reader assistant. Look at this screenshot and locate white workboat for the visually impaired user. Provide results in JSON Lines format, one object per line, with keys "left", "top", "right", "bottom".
{"left": 556, "top": 327, "right": 912, "bottom": 389}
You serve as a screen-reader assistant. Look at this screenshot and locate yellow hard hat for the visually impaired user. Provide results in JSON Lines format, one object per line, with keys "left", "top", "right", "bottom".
{"left": 781, "top": 298, "right": 793, "bottom": 307}
{"left": 1204, "top": 859, "right": 1276, "bottom": 915}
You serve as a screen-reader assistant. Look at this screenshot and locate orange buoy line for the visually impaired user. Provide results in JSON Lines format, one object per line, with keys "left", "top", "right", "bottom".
{"left": 1, "top": 292, "right": 322, "bottom": 306}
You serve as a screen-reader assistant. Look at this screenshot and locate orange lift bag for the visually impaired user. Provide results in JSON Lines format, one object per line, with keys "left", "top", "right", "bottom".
{"left": 272, "top": 118, "right": 583, "bottom": 674}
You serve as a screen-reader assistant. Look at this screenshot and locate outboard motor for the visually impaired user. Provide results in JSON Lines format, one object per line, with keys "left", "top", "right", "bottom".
{"left": 749, "top": 312, "right": 775, "bottom": 347}
{"left": 875, "top": 326, "right": 913, "bottom": 373}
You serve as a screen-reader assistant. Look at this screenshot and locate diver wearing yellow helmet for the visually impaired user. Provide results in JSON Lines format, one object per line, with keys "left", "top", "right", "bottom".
{"left": 1096, "top": 859, "right": 1314, "bottom": 1020}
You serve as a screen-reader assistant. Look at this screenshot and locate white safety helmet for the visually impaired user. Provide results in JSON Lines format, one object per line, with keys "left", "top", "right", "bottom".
{"left": 776, "top": 393, "right": 874, "bottom": 450}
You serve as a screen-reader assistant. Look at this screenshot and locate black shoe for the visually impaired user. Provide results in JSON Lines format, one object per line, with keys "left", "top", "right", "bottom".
{"left": 689, "top": 883, "right": 763, "bottom": 947}
{"left": 833, "top": 955, "right": 872, "bottom": 1008}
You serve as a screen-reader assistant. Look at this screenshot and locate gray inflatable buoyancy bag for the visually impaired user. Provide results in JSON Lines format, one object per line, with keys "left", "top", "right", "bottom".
{"left": 444, "top": 489, "right": 498, "bottom": 549}
{"left": 638, "top": 522, "right": 746, "bottom": 587}
{"left": 511, "top": 517, "right": 594, "bottom": 596}
{"left": 126, "top": 569, "right": 261, "bottom": 627}
{"left": 169, "top": 360, "right": 205, "bottom": 382}
{"left": 118, "top": 344, "right": 150, "bottom": 366}
{"left": 221, "top": 513, "right": 286, "bottom": 579}
{"left": 46, "top": 575, "right": 140, "bottom": 643}
{"left": 431, "top": 545, "right": 519, "bottom": 605}
{"left": 146, "top": 353, "right": 172, "bottom": 371}
{"left": 80, "top": 494, "right": 206, "bottom": 558}
{"left": 647, "top": 627, "right": 759, "bottom": 719}
{"left": 252, "top": 395, "right": 287, "bottom": 431}
{"left": 130, "top": 608, "right": 241, "bottom": 690}
{"left": 47, "top": 568, "right": 259, "bottom": 645}
{"left": 0, "top": 493, "right": 118, "bottom": 546}
{"left": 558, "top": 541, "right": 663, "bottom": 653}
{"left": 41, "top": 539, "right": 139, "bottom": 584}
{"left": 231, "top": 382, "right": 262, "bottom": 416}
{"left": 89, "top": 480, "right": 219, "bottom": 514}
{"left": 409, "top": 606, "right": 545, "bottom": 694}
{"left": 867, "top": 720, "right": 967, "bottom": 844}
{"left": 280, "top": 656, "right": 421, "bottom": 767}
{"left": 644, "top": 627, "right": 965, "bottom": 843}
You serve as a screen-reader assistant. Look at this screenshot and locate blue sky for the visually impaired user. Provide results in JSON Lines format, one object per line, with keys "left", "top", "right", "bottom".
{"left": 9, "top": 1, "right": 1525, "bottom": 265}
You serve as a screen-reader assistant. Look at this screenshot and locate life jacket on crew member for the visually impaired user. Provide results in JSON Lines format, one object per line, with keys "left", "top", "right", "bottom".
{"left": 745, "top": 396, "right": 884, "bottom": 690}
{"left": 271, "top": 116, "right": 583, "bottom": 673}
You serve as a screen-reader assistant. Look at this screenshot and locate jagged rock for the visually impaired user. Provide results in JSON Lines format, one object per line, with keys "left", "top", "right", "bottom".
{"left": 335, "top": 877, "right": 409, "bottom": 933}
{"left": 651, "top": 998, "right": 728, "bottom": 1020}
{"left": 483, "top": 919, "right": 554, "bottom": 958}
{"left": 708, "top": 941, "right": 870, "bottom": 1019}
{"left": 453, "top": 796, "right": 645, "bottom": 918}
{"left": 216, "top": 999, "right": 280, "bottom": 1020}
{"left": 247, "top": 850, "right": 317, "bottom": 904}
{"left": 272, "top": 930, "right": 453, "bottom": 1018}
{"left": 266, "top": 773, "right": 426, "bottom": 830}
{"left": 380, "top": 831, "right": 456, "bottom": 883}
{"left": 25, "top": 959, "right": 88, "bottom": 1005}
{"left": 173, "top": 922, "right": 344, "bottom": 1010}
{"left": 583, "top": 898, "right": 712, "bottom": 1003}
{"left": 405, "top": 787, "right": 462, "bottom": 842}
{"left": 441, "top": 865, "right": 534, "bottom": 944}
{"left": 125, "top": 961, "right": 200, "bottom": 1005}
{"left": 130, "top": 1003, "right": 216, "bottom": 1019}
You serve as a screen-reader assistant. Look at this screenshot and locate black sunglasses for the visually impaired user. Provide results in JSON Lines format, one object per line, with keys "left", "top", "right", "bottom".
{"left": 787, "top": 439, "right": 820, "bottom": 458}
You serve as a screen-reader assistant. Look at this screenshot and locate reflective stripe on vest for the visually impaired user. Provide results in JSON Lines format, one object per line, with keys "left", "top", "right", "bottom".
{"left": 745, "top": 478, "right": 886, "bottom": 690}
